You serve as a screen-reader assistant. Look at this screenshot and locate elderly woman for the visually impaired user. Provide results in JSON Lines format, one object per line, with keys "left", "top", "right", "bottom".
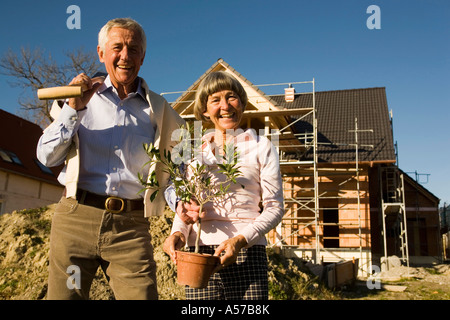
{"left": 163, "top": 71, "right": 284, "bottom": 300}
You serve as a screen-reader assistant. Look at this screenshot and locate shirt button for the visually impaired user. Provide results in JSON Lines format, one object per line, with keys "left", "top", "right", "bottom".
{"left": 112, "top": 187, "right": 116, "bottom": 191}
{"left": 114, "top": 145, "right": 119, "bottom": 149}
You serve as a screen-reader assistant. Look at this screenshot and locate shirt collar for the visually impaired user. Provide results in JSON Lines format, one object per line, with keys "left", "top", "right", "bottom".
{"left": 98, "top": 75, "right": 146, "bottom": 100}
{"left": 197, "top": 129, "right": 259, "bottom": 165}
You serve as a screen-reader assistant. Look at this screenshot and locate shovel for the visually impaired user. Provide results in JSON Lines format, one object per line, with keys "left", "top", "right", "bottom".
{"left": 37, "top": 72, "right": 106, "bottom": 100}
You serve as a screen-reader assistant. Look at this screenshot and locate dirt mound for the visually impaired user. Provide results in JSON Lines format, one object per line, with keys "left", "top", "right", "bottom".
{"left": 267, "top": 249, "right": 336, "bottom": 300}
{"left": 0, "top": 205, "right": 183, "bottom": 300}
{"left": 0, "top": 206, "right": 51, "bottom": 299}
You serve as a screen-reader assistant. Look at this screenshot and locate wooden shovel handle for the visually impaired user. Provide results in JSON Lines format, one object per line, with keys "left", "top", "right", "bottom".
{"left": 37, "top": 84, "right": 88, "bottom": 100}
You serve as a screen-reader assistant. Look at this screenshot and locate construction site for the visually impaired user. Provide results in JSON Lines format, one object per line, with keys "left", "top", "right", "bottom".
{"left": 0, "top": 58, "right": 446, "bottom": 299}
{"left": 165, "top": 59, "right": 443, "bottom": 279}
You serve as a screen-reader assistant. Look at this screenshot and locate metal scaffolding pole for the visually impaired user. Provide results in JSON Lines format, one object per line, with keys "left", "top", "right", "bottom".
{"left": 348, "top": 117, "right": 373, "bottom": 272}
{"left": 312, "top": 78, "right": 321, "bottom": 264}
{"left": 380, "top": 167, "right": 409, "bottom": 270}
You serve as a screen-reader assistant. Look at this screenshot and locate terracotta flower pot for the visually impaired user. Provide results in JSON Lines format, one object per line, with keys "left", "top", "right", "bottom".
{"left": 175, "top": 250, "right": 220, "bottom": 289}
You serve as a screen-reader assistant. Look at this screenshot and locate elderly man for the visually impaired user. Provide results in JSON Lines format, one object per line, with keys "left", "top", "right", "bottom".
{"left": 37, "top": 18, "right": 184, "bottom": 300}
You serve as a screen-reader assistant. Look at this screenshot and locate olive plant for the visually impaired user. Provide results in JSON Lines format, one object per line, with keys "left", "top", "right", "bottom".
{"left": 139, "top": 124, "right": 243, "bottom": 253}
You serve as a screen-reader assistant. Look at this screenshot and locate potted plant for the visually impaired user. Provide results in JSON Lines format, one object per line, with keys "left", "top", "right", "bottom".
{"left": 139, "top": 124, "right": 243, "bottom": 288}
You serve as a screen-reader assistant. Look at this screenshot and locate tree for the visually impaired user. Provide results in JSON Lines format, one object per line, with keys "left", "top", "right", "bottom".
{"left": 0, "top": 47, "right": 103, "bottom": 127}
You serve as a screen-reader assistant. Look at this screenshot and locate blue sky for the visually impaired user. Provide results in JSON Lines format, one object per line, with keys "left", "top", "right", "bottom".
{"left": 0, "top": 0, "right": 449, "bottom": 205}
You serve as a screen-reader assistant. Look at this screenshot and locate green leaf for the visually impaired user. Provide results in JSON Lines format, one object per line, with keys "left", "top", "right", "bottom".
{"left": 150, "top": 190, "right": 158, "bottom": 202}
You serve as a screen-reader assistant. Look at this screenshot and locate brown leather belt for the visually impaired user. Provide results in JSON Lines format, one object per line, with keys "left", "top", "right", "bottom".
{"left": 76, "top": 189, "right": 144, "bottom": 213}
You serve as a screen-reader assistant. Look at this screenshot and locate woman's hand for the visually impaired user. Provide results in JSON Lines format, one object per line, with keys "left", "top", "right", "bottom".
{"left": 213, "top": 235, "right": 247, "bottom": 273}
{"left": 163, "top": 231, "right": 186, "bottom": 264}
{"left": 176, "top": 199, "right": 206, "bottom": 224}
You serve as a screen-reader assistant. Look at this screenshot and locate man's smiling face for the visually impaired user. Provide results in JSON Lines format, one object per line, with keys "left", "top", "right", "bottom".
{"left": 97, "top": 27, "right": 145, "bottom": 93}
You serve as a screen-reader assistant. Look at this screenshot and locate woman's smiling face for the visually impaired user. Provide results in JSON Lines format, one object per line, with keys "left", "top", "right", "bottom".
{"left": 204, "top": 90, "right": 244, "bottom": 133}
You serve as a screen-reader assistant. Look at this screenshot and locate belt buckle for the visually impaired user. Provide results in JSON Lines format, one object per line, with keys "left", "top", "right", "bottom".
{"left": 105, "top": 196, "right": 125, "bottom": 213}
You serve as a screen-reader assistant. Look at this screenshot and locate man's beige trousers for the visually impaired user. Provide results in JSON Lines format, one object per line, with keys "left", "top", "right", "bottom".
{"left": 47, "top": 197, "right": 158, "bottom": 300}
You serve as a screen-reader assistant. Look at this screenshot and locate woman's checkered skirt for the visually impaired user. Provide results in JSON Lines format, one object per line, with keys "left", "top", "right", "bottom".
{"left": 185, "top": 245, "right": 268, "bottom": 300}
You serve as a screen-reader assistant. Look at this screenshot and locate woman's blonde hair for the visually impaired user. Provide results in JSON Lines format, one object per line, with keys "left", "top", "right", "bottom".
{"left": 194, "top": 71, "right": 248, "bottom": 122}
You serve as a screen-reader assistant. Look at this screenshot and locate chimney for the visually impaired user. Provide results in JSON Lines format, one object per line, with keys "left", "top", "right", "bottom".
{"left": 284, "top": 84, "right": 295, "bottom": 102}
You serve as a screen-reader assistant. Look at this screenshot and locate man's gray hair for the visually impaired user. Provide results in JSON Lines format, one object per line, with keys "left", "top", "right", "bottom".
{"left": 98, "top": 18, "right": 146, "bottom": 53}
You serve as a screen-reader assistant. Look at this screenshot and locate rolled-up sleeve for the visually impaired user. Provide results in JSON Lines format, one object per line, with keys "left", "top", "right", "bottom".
{"left": 37, "top": 103, "right": 83, "bottom": 167}
{"left": 170, "top": 211, "right": 193, "bottom": 242}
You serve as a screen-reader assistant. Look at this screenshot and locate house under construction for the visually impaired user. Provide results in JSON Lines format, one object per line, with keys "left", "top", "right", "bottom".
{"left": 166, "top": 59, "right": 442, "bottom": 275}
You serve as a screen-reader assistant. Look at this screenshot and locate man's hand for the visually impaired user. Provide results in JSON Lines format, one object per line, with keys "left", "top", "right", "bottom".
{"left": 68, "top": 73, "right": 104, "bottom": 111}
{"left": 176, "top": 199, "right": 206, "bottom": 224}
{"left": 163, "top": 232, "right": 186, "bottom": 264}
{"left": 213, "top": 235, "right": 247, "bottom": 273}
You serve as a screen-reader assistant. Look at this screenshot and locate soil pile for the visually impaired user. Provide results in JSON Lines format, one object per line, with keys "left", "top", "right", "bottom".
{"left": 0, "top": 206, "right": 52, "bottom": 299}
{"left": 267, "top": 248, "right": 337, "bottom": 300}
{"left": 0, "top": 205, "right": 184, "bottom": 300}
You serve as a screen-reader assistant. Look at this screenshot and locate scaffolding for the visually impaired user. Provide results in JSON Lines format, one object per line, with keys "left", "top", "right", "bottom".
{"left": 265, "top": 80, "right": 373, "bottom": 275}
{"left": 272, "top": 79, "right": 321, "bottom": 263}
{"left": 379, "top": 166, "right": 409, "bottom": 269}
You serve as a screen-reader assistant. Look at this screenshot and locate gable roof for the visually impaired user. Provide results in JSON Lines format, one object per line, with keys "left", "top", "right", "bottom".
{"left": 0, "top": 109, "right": 61, "bottom": 185}
{"left": 171, "top": 59, "right": 294, "bottom": 131}
{"left": 170, "top": 59, "right": 396, "bottom": 164}
{"left": 172, "top": 58, "right": 281, "bottom": 113}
